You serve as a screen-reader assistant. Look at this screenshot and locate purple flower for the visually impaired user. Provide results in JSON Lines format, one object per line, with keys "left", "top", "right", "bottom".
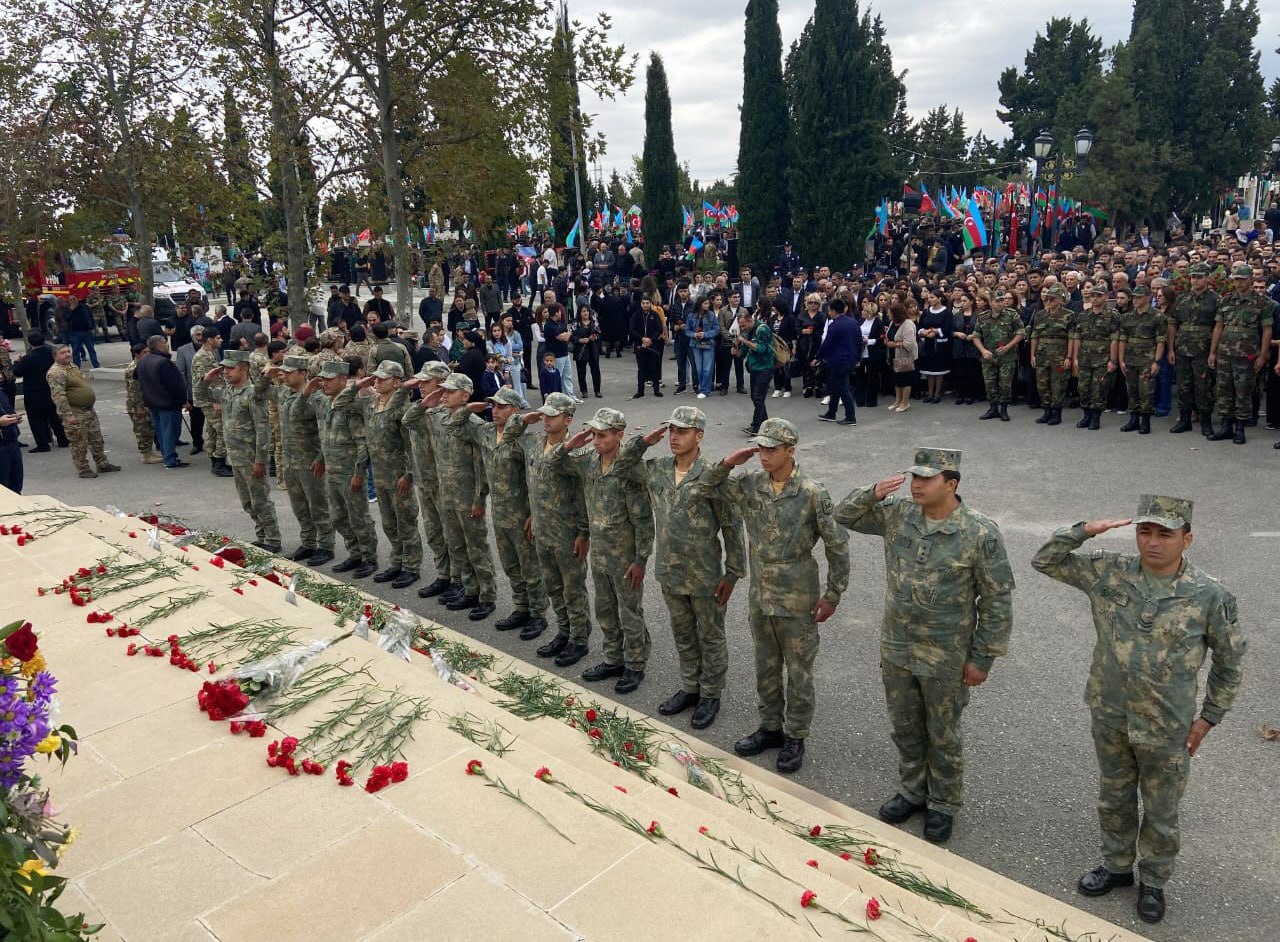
{"left": 31, "top": 672, "right": 56, "bottom": 705}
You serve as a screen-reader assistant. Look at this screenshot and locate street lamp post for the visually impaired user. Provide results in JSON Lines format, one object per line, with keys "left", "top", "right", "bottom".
{"left": 1031, "top": 130, "right": 1053, "bottom": 252}
{"left": 1046, "top": 128, "right": 1096, "bottom": 250}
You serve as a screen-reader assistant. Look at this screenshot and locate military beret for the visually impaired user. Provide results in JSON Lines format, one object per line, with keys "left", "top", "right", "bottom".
{"left": 1134, "top": 494, "right": 1192, "bottom": 530}
{"left": 907, "top": 447, "right": 961, "bottom": 478}
{"left": 751, "top": 417, "right": 798, "bottom": 448}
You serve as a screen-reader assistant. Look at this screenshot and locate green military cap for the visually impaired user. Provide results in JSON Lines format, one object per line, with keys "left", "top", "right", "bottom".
{"left": 415, "top": 361, "right": 452, "bottom": 381}
{"left": 907, "top": 446, "right": 961, "bottom": 478}
{"left": 538, "top": 392, "right": 578, "bottom": 416}
{"left": 487, "top": 387, "right": 523, "bottom": 408}
{"left": 222, "top": 350, "right": 252, "bottom": 365}
{"left": 280, "top": 355, "right": 309, "bottom": 372}
{"left": 1088, "top": 283, "right": 1109, "bottom": 296}
{"left": 401, "top": 330, "right": 420, "bottom": 341}
{"left": 751, "top": 417, "right": 798, "bottom": 448}
{"left": 318, "top": 328, "right": 341, "bottom": 345}
{"left": 318, "top": 360, "right": 350, "bottom": 378}
{"left": 586, "top": 407, "right": 627, "bottom": 431}
{"left": 1134, "top": 494, "right": 1192, "bottom": 531}
{"left": 1132, "top": 284, "right": 1151, "bottom": 297}
{"left": 440, "top": 372, "right": 473, "bottom": 393}
{"left": 1230, "top": 263, "right": 1253, "bottom": 279}
{"left": 667, "top": 406, "right": 706, "bottom": 430}
{"left": 1189, "top": 263, "right": 1211, "bottom": 276}
{"left": 1042, "top": 284, "right": 1067, "bottom": 299}
{"left": 371, "top": 360, "right": 405, "bottom": 379}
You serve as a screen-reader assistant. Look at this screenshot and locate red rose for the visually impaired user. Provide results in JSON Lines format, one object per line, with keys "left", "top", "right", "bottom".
{"left": 800, "top": 890, "right": 817, "bottom": 909}
{"left": 3, "top": 622, "right": 38, "bottom": 662}
{"left": 865, "top": 898, "right": 881, "bottom": 920}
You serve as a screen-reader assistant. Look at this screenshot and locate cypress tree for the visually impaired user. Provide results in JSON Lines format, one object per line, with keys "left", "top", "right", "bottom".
{"left": 641, "top": 53, "right": 681, "bottom": 251}
{"left": 548, "top": 16, "right": 590, "bottom": 245}
{"left": 737, "top": 0, "right": 790, "bottom": 270}
{"left": 786, "top": 0, "right": 901, "bottom": 269}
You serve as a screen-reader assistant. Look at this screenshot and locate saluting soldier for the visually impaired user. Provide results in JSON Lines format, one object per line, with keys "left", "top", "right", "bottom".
{"left": 1167, "top": 263, "right": 1219, "bottom": 436}
{"left": 700, "top": 418, "right": 849, "bottom": 774}
{"left": 551, "top": 408, "right": 655, "bottom": 695}
{"left": 266, "top": 356, "right": 333, "bottom": 564}
{"left": 972, "top": 289, "right": 1024, "bottom": 422}
{"left": 1117, "top": 284, "right": 1166, "bottom": 435}
{"left": 1030, "top": 284, "right": 1074, "bottom": 425}
{"left": 836, "top": 448, "right": 1014, "bottom": 844}
{"left": 1207, "top": 263, "right": 1273, "bottom": 445}
{"left": 1071, "top": 284, "right": 1120, "bottom": 430}
{"left": 402, "top": 361, "right": 454, "bottom": 599}
{"left": 1032, "top": 496, "right": 1245, "bottom": 925}
{"left": 208, "top": 349, "right": 281, "bottom": 551}
{"left": 614, "top": 406, "right": 745, "bottom": 730}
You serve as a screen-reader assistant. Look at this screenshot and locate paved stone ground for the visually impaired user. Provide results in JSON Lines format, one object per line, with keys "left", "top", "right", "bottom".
{"left": 12, "top": 316, "right": 1278, "bottom": 942}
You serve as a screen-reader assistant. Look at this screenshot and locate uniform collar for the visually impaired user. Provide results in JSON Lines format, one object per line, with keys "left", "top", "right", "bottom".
{"left": 905, "top": 497, "right": 965, "bottom": 535}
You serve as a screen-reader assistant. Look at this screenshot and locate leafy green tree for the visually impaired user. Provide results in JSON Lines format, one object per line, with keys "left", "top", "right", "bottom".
{"left": 641, "top": 53, "right": 681, "bottom": 250}
{"left": 547, "top": 12, "right": 591, "bottom": 245}
{"left": 737, "top": 0, "right": 790, "bottom": 269}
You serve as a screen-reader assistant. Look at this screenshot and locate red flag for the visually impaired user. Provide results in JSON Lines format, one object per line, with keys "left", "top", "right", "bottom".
{"left": 1009, "top": 208, "right": 1018, "bottom": 253}
{"left": 356, "top": 228, "right": 372, "bottom": 242}
{"left": 903, "top": 183, "right": 918, "bottom": 197}
{"left": 919, "top": 184, "right": 936, "bottom": 215}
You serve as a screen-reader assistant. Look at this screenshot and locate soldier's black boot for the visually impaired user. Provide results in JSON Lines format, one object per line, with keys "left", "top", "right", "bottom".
{"left": 775, "top": 737, "right": 805, "bottom": 774}
{"left": 1120, "top": 412, "right": 1141, "bottom": 432}
{"left": 733, "top": 727, "right": 785, "bottom": 757}
{"left": 1208, "top": 419, "right": 1234, "bottom": 441}
{"left": 998, "top": 403, "right": 1010, "bottom": 422}
{"left": 1077, "top": 865, "right": 1134, "bottom": 897}
{"left": 1035, "top": 407, "right": 1051, "bottom": 424}
{"left": 1088, "top": 409, "right": 1101, "bottom": 431}
{"left": 878, "top": 793, "right": 926, "bottom": 824}
{"left": 1200, "top": 414, "right": 1215, "bottom": 437}
{"left": 1169, "top": 409, "right": 1193, "bottom": 433}
{"left": 1139, "top": 414, "right": 1151, "bottom": 434}
{"left": 1137, "top": 884, "right": 1166, "bottom": 923}
{"left": 1076, "top": 408, "right": 1092, "bottom": 429}
{"left": 1233, "top": 421, "right": 1246, "bottom": 445}
{"left": 418, "top": 577, "right": 451, "bottom": 599}
{"left": 923, "top": 810, "right": 954, "bottom": 844}
{"left": 979, "top": 404, "right": 1000, "bottom": 420}
{"left": 1046, "top": 407, "right": 1062, "bottom": 426}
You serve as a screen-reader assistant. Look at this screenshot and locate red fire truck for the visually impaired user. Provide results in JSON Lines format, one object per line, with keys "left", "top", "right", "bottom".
{"left": 23, "top": 241, "right": 142, "bottom": 301}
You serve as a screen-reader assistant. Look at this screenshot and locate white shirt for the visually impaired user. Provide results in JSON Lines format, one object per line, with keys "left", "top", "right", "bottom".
{"left": 859, "top": 318, "right": 874, "bottom": 359}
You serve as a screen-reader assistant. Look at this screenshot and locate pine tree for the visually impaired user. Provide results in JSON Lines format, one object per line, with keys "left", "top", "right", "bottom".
{"left": 221, "top": 87, "right": 263, "bottom": 249}
{"left": 547, "top": 14, "right": 590, "bottom": 245}
{"left": 641, "top": 53, "right": 681, "bottom": 251}
{"left": 737, "top": 0, "right": 790, "bottom": 270}
{"left": 786, "top": 0, "right": 901, "bottom": 268}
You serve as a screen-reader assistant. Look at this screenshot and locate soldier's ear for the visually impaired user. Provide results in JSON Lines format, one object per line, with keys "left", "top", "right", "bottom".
{"left": 1182, "top": 530, "right": 1193, "bottom": 552}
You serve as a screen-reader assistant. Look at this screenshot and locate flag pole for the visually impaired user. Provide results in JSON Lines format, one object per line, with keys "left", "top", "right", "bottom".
{"left": 561, "top": 0, "right": 586, "bottom": 259}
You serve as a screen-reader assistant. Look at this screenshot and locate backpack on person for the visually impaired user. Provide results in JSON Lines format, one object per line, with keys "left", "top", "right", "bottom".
{"left": 771, "top": 331, "right": 791, "bottom": 366}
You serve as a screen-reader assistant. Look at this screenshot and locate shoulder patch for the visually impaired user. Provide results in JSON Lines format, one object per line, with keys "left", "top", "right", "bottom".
{"left": 1224, "top": 595, "right": 1238, "bottom": 623}
{"left": 982, "top": 536, "right": 1000, "bottom": 560}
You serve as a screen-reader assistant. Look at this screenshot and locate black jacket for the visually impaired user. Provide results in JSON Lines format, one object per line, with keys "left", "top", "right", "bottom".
{"left": 859, "top": 316, "right": 889, "bottom": 365}
{"left": 13, "top": 345, "right": 55, "bottom": 407}
{"left": 136, "top": 352, "right": 187, "bottom": 410}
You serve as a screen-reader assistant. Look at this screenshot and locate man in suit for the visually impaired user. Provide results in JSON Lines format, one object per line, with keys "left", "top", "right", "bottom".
{"left": 11, "top": 331, "right": 68, "bottom": 451}
{"left": 733, "top": 267, "right": 761, "bottom": 312}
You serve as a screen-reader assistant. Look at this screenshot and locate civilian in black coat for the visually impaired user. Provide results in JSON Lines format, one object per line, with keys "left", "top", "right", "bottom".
{"left": 456, "top": 331, "right": 488, "bottom": 403}
{"left": 136, "top": 336, "right": 189, "bottom": 468}
{"left": 11, "top": 333, "right": 67, "bottom": 450}
{"left": 853, "top": 298, "right": 888, "bottom": 407}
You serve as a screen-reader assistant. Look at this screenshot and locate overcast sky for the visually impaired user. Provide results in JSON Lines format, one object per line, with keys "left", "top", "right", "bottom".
{"left": 579, "top": 0, "right": 1280, "bottom": 186}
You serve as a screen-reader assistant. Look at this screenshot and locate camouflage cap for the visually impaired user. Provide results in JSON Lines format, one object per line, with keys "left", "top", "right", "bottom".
{"left": 318, "top": 328, "right": 342, "bottom": 346}
{"left": 1134, "top": 494, "right": 1192, "bottom": 531}
{"left": 751, "top": 417, "right": 798, "bottom": 448}
{"left": 585, "top": 407, "right": 627, "bottom": 431}
{"left": 666, "top": 406, "right": 706, "bottom": 430}
{"left": 1042, "top": 284, "right": 1067, "bottom": 299}
{"left": 1189, "top": 263, "right": 1211, "bottom": 276}
{"left": 415, "top": 361, "right": 452, "bottom": 381}
{"left": 907, "top": 447, "right": 962, "bottom": 478}
{"left": 1088, "top": 283, "right": 1109, "bottom": 296}
{"left": 1230, "top": 263, "right": 1253, "bottom": 279}
{"left": 487, "top": 387, "right": 523, "bottom": 408}
{"left": 440, "top": 372, "right": 473, "bottom": 393}
{"left": 318, "top": 359, "right": 350, "bottom": 378}
{"left": 401, "top": 330, "right": 420, "bottom": 341}
{"left": 537, "top": 392, "right": 578, "bottom": 416}
{"left": 371, "top": 360, "right": 405, "bottom": 379}
{"left": 280, "top": 355, "right": 309, "bottom": 372}
{"left": 222, "top": 350, "right": 252, "bottom": 365}
{"left": 1132, "top": 284, "right": 1151, "bottom": 297}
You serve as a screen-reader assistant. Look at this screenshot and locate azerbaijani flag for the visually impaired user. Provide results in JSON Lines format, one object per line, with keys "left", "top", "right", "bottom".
{"left": 919, "top": 183, "right": 936, "bottom": 215}
{"left": 875, "top": 198, "right": 889, "bottom": 237}
{"left": 566, "top": 218, "right": 581, "bottom": 248}
{"left": 961, "top": 196, "right": 988, "bottom": 252}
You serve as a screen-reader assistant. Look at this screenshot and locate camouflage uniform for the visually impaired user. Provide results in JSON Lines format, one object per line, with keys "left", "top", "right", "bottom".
{"left": 251, "top": 347, "right": 284, "bottom": 483}
{"left": 699, "top": 419, "right": 849, "bottom": 740}
{"left": 431, "top": 376, "right": 496, "bottom": 601}
{"left": 366, "top": 339, "right": 410, "bottom": 375}
{"left": 400, "top": 371, "right": 451, "bottom": 582}
{"left": 191, "top": 345, "right": 226, "bottom": 460}
{"left": 47, "top": 361, "right": 111, "bottom": 474}
{"left": 87, "top": 289, "right": 107, "bottom": 340}
{"left": 1072, "top": 299, "right": 1119, "bottom": 411}
{"left": 549, "top": 408, "right": 655, "bottom": 671}
{"left": 221, "top": 351, "right": 282, "bottom": 546}
{"left": 1212, "top": 271, "right": 1274, "bottom": 424}
{"left": 272, "top": 357, "right": 332, "bottom": 553}
{"left": 836, "top": 448, "right": 1015, "bottom": 816}
{"left": 1032, "top": 496, "right": 1245, "bottom": 888}
{"left": 506, "top": 396, "right": 592, "bottom": 644}
{"left": 1117, "top": 295, "right": 1166, "bottom": 416}
{"left": 973, "top": 304, "right": 1023, "bottom": 404}
{"left": 463, "top": 388, "right": 546, "bottom": 617}
{"left": 315, "top": 365, "right": 379, "bottom": 563}
{"left": 1170, "top": 281, "right": 1218, "bottom": 420}
{"left": 123, "top": 359, "right": 156, "bottom": 457}
{"left": 343, "top": 365, "right": 420, "bottom": 574}
{"left": 615, "top": 408, "right": 746, "bottom": 697}
{"left": 1031, "top": 292, "right": 1074, "bottom": 408}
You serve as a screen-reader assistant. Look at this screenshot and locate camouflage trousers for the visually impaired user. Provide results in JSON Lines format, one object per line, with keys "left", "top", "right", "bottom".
{"left": 1076, "top": 345, "right": 1115, "bottom": 410}
{"left": 662, "top": 588, "right": 728, "bottom": 698}
{"left": 1034, "top": 342, "right": 1070, "bottom": 407}
{"left": 881, "top": 661, "right": 970, "bottom": 816}
{"left": 591, "top": 554, "right": 649, "bottom": 670}
{"left": 269, "top": 399, "right": 283, "bottom": 482}
{"left": 324, "top": 470, "right": 378, "bottom": 562}
{"left": 201, "top": 405, "right": 225, "bottom": 459}
{"left": 1092, "top": 719, "right": 1190, "bottom": 888}
{"left": 1123, "top": 353, "right": 1159, "bottom": 415}
{"left": 374, "top": 477, "right": 422, "bottom": 573}
{"left": 414, "top": 483, "right": 450, "bottom": 578}
{"left": 749, "top": 608, "right": 819, "bottom": 740}
{"left": 980, "top": 355, "right": 1016, "bottom": 404}
{"left": 230, "top": 462, "right": 282, "bottom": 545}
{"left": 283, "top": 465, "right": 332, "bottom": 551}
{"left": 536, "top": 537, "right": 592, "bottom": 643}
{"left": 128, "top": 409, "right": 155, "bottom": 456}
{"left": 1213, "top": 354, "right": 1258, "bottom": 422}
{"left": 494, "top": 523, "right": 546, "bottom": 615}
{"left": 1173, "top": 336, "right": 1213, "bottom": 415}
{"left": 65, "top": 407, "right": 109, "bottom": 473}
{"left": 443, "top": 507, "right": 495, "bottom": 600}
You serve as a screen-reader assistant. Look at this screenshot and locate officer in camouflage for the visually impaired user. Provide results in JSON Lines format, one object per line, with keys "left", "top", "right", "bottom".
{"left": 614, "top": 406, "right": 745, "bottom": 730}
{"left": 401, "top": 361, "right": 454, "bottom": 598}
{"left": 1070, "top": 284, "right": 1120, "bottom": 431}
{"left": 1116, "top": 285, "right": 1166, "bottom": 435}
{"left": 1207, "top": 263, "right": 1273, "bottom": 445}
{"left": 47, "top": 344, "right": 120, "bottom": 479}
{"left": 700, "top": 418, "right": 849, "bottom": 774}
{"left": 125, "top": 343, "right": 161, "bottom": 463}
{"left": 505, "top": 392, "right": 594, "bottom": 667}
{"left": 1030, "top": 284, "right": 1074, "bottom": 425}
{"left": 192, "top": 330, "right": 232, "bottom": 476}
{"left": 207, "top": 349, "right": 281, "bottom": 551}
{"left": 458, "top": 386, "right": 548, "bottom": 638}
{"left": 1032, "top": 496, "right": 1245, "bottom": 925}
{"left": 266, "top": 356, "right": 333, "bottom": 563}
{"left": 972, "top": 289, "right": 1023, "bottom": 421}
{"left": 836, "top": 447, "right": 1014, "bottom": 844}
{"left": 1167, "top": 262, "right": 1218, "bottom": 436}
{"left": 310, "top": 360, "right": 378, "bottom": 579}
{"left": 551, "top": 407, "right": 655, "bottom": 695}
{"left": 348, "top": 361, "right": 420, "bottom": 590}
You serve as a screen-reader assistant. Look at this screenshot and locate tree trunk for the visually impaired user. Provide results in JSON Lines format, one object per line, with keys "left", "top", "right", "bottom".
{"left": 372, "top": 0, "right": 412, "bottom": 326}
{"left": 102, "top": 58, "right": 153, "bottom": 305}
{"left": 8, "top": 270, "right": 30, "bottom": 336}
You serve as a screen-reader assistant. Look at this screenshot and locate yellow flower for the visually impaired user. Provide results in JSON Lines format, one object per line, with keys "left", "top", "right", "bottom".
{"left": 17, "top": 858, "right": 51, "bottom": 892}
{"left": 36, "top": 734, "right": 62, "bottom": 755}
{"left": 21, "top": 651, "right": 47, "bottom": 678}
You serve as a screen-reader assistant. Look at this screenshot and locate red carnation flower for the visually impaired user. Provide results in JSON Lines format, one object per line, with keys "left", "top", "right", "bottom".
{"left": 806, "top": 860, "right": 818, "bottom": 868}
{"left": 667, "top": 787, "right": 679, "bottom": 797}
{"left": 646, "top": 821, "right": 663, "bottom": 836}
{"left": 839, "top": 852, "right": 851, "bottom": 861}
{"left": 800, "top": 890, "right": 817, "bottom": 909}
{"left": 534, "top": 767, "right": 552, "bottom": 782}
{"left": 588, "top": 727, "right": 602, "bottom": 740}
{"left": 390, "top": 762, "right": 409, "bottom": 783}
{"left": 698, "top": 826, "right": 709, "bottom": 835}
{"left": 864, "top": 847, "right": 880, "bottom": 867}
{"left": 810, "top": 825, "right": 822, "bottom": 837}
{"left": 866, "top": 898, "right": 881, "bottom": 920}
{"left": 465, "top": 759, "right": 484, "bottom": 775}
{"left": 584, "top": 708, "right": 597, "bottom": 723}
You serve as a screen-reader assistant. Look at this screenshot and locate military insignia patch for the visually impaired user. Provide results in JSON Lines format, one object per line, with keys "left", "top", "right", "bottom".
{"left": 983, "top": 536, "right": 1000, "bottom": 559}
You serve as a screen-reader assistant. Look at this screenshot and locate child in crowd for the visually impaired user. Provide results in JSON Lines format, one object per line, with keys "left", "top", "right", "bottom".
{"left": 481, "top": 353, "right": 504, "bottom": 420}
{"left": 538, "top": 351, "right": 563, "bottom": 402}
